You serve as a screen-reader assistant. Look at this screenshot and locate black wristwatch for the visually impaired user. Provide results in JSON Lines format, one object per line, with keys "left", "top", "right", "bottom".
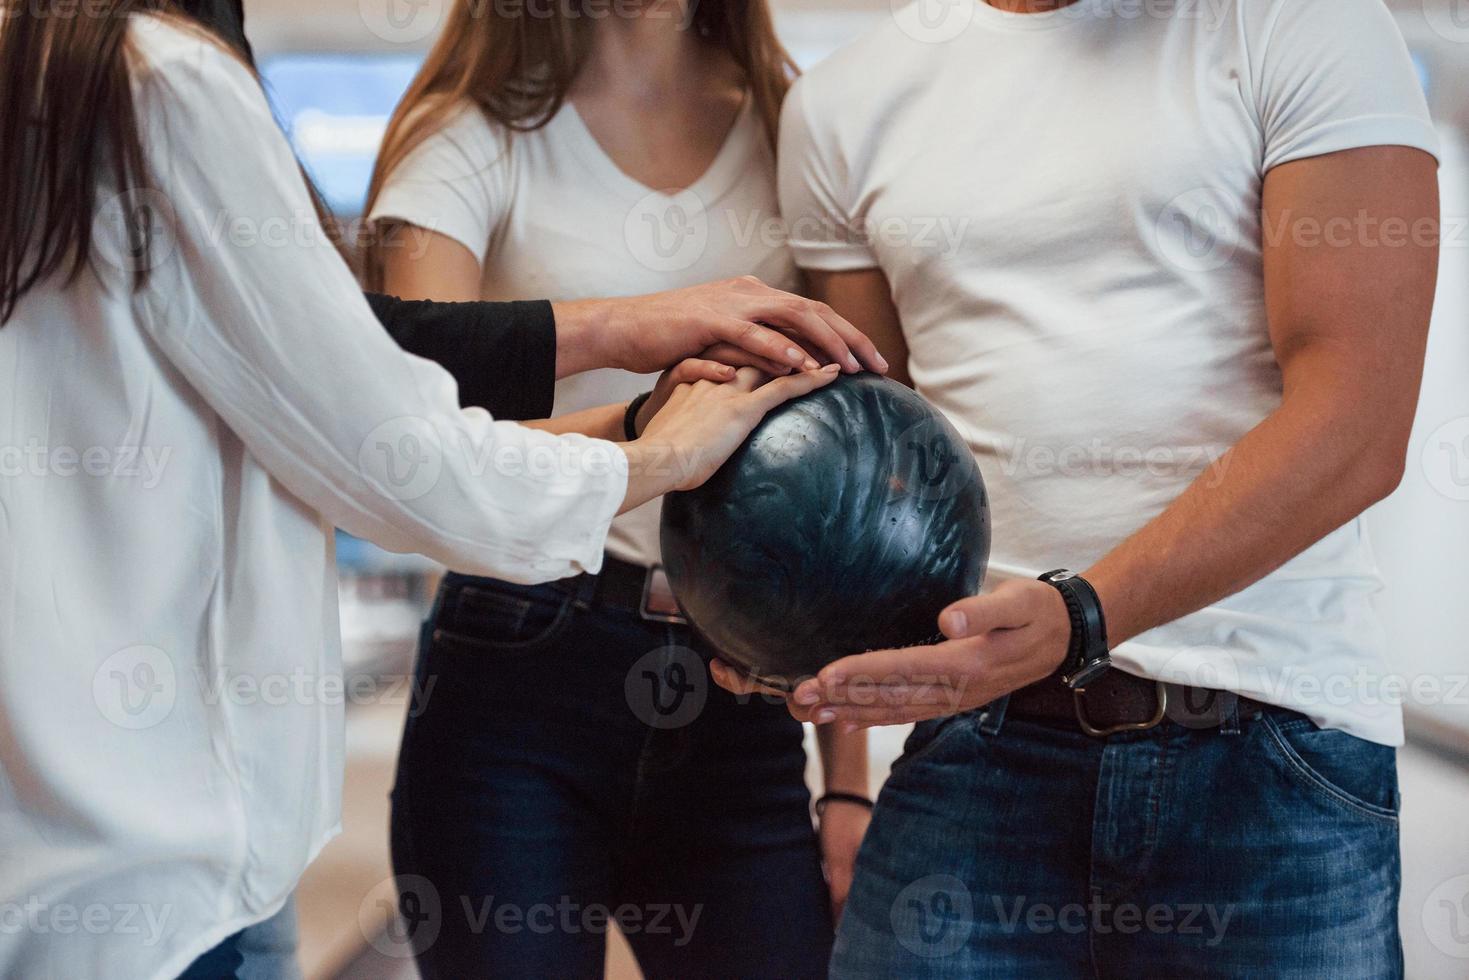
{"left": 1037, "top": 569, "right": 1111, "bottom": 689}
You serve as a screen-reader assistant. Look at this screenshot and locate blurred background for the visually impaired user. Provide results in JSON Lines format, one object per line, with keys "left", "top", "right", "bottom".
{"left": 240, "top": 0, "right": 1469, "bottom": 976}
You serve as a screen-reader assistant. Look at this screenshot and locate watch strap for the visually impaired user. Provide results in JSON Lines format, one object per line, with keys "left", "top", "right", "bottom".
{"left": 1038, "top": 569, "right": 1110, "bottom": 688}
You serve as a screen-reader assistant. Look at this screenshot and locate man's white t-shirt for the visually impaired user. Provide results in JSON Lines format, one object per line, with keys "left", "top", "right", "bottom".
{"left": 370, "top": 98, "right": 798, "bottom": 568}
{"left": 779, "top": 0, "right": 1439, "bottom": 745}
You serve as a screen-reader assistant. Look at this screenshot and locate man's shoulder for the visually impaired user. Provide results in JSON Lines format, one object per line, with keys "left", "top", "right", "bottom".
{"left": 794, "top": 9, "right": 943, "bottom": 123}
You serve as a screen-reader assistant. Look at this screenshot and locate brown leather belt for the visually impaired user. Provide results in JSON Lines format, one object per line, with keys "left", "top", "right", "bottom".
{"left": 557, "top": 555, "right": 688, "bottom": 625}
{"left": 1008, "top": 668, "right": 1263, "bottom": 737}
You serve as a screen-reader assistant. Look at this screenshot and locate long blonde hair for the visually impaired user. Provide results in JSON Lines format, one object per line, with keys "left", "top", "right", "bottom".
{"left": 361, "top": 0, "right": 797, "bottom": 289}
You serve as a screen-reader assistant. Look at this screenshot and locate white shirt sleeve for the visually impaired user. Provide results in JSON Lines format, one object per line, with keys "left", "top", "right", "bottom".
{"left": 130, "top": 39, "right": 623, "bottom": 582}
{"left": 366, "top": 102, "right": 508, "bottom": 263}
{"left": 777, "top": 76, "right": 880, "bottom": 271}
{"left": 1250, "top": 0, "right": 1439, "bottom": 173}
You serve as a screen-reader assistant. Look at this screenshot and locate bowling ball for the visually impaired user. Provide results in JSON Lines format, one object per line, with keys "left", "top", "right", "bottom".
{"left": 660, "top": 373, "right": 990, "bottom": 688}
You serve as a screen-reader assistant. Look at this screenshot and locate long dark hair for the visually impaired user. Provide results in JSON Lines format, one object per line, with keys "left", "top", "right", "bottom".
{"left": 0, "top": 0, "right": 173, "bottom": 323}
{"left": 361, "top": 0, "right": 798, "bottom": 290}
{"left": 0, "top": 0, "right": 325, "bottom": 324}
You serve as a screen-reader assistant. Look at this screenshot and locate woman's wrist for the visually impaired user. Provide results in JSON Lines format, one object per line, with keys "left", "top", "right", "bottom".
{"left": 814, "top": 792, "right": 874, "bottom": 819}
{"left": 624, "top": 391, "right": 654, "bottom": 441}
{"left": 617, "top": 439, "right": 679, "bottom": 515}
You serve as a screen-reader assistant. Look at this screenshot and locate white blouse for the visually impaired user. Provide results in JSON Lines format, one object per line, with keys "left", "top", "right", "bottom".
{"left": 0, "top": 20, "right": 624, "bottom": 979}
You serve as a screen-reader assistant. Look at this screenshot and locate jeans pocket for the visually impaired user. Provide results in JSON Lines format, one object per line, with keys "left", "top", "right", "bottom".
{"left": 893, "top": 711, "right": 974, "bottom": 774}
{"left": 431, "top": 581, "right": 574, "bottom": 656}
{"left": 1261, "top": 713, "right": 1399, "bottom": 824}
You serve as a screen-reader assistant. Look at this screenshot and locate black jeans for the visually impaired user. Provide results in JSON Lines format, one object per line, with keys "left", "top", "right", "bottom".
{"left": 390, "top": 570, "right": 833, "bottom": 979}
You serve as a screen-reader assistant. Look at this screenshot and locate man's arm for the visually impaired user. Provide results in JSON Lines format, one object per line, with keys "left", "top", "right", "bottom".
{"left": 1083, "top": 145, "right": 1437, "bottom": 645}
{"left": 803, "top": 270, "right": 910, "bottom": 387}
{"left": 755, "top": 145, "right": 1439, "bottom": 727}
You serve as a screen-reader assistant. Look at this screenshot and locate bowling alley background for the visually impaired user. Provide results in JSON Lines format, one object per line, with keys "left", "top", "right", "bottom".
{"left": 240, "top": 0, "right": 1469, "bottom": 976}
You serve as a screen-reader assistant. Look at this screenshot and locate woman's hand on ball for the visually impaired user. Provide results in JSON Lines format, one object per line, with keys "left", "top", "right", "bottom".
{"left": 619, "top": 364, "right": 842, "bottom": 511}
{"left": 773, "top": 580, "right": 1071, "bottom": 729}
{"left": 633, "top": 357, "right": 741, "bottom": 437}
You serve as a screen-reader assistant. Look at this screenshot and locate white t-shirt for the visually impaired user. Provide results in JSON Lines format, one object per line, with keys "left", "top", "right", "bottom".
{"left": 370, "top": 98, "right": 798, "bottom": 568}
{"left": 0, "top": 20, "right": 624, "bottom": 980}
{"left": 779, "top": 0, "right": 1439, "bottom": 745}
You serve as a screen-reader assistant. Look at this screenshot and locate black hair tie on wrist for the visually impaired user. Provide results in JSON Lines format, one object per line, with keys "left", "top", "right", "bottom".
{"left": 814, "top": 792, "right": 874, "bottom": 818}
{"left": 623, "top": 391, "right": 654, "bottom": 441}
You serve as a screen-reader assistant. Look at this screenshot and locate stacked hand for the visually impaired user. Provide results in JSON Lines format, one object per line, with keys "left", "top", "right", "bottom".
{"left": 553, "top": 276, "right": 889, "bottom": 380}
{"left": 710, "top": 579, "right": 1072, "bottom": 730}
{"left": 619, "top": 364, "right": 842, "bottom": 511}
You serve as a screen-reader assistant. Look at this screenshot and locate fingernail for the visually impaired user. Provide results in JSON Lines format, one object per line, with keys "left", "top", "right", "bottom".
{"left": 794, "top": 687, "right": 820, "bottom": 704}
{"left": 786, "top": 347, "right": 805, "bottom": 364}
{"left": 815, "top": 709, "right": 836, "bottom": 724}
{"left": 803, "top": 357, "right": 820, "bottom": 371}
{"left": 943, "top": 610, "right": 968, "bottom": 637}
{"left": 875, "top": 354, "right": 890, "bottom": 372}
{"left": 842, "top": 723, "right": 861, "bottom": 735}
{"left": 721, "top": 365, "right": 735, "bottom": 376}
{"left": 821, "top": 363, "right": 840, "bottom": 374}
{"left": 847, "top": 355, "right": 860, "bottom": 372}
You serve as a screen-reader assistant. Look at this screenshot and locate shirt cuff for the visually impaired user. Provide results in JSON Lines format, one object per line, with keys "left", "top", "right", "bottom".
{"left": 788, "top": 238, "right": 881, "bottom": 272}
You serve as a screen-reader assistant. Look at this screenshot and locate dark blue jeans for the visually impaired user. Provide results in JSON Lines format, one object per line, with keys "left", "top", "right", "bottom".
{"left": 390, "top": 571, "right": 832, "bottom": 979}
{"left": 177, "top": 930, "right": 244, "bottom": 979}
{"left": 832, "top": 700, "right": 1402, "bottom": 978}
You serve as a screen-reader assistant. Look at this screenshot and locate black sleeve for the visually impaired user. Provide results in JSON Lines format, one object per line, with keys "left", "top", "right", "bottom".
{"left": 365, "top": 293, "right": 558, "bottom": 422}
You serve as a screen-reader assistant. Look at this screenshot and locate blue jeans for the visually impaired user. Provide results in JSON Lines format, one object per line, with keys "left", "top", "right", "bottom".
{"left": 390, "top": 572, "right": 832, "bottom": 979}
{"left": 177, "top": 931, "right": 244, "bottom": 979}
{"left": 237, "top": 898, "right": 301, "bottom": 980}
{"left": 833, "top": 700, "right": 1402, "bottom": 978}
{"left": 177, "top": 898, "right": 299, "bottom": 980}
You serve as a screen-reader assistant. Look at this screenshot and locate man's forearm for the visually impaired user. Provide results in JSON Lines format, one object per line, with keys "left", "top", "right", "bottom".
{"left": 549, "top": 299, "right": 616, "bottom": 380}
{"left": 1084, "top": 372, "right": 1407, "bottom": 649}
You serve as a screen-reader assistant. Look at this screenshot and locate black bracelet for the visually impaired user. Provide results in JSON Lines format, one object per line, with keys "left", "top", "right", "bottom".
{"left": 623, "top": 391, "right": 653, "bottom": 441}
{"left": 814, "top": 792, "right": 873, "bottom": 818}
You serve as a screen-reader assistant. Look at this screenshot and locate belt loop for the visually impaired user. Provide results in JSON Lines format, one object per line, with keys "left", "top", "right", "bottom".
{"left": 1218, "top": 691, "right": 1241, "bottom": 736}
{"left": 573, "top": 570, "right": 599, "bottom": 611}
{"left": 977, "top": 694, "right": 1009, "bottom": 736}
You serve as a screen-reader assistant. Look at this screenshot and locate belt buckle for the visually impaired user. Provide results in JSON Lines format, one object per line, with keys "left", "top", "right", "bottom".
{"left": 1073, "top": 680, "right": 1168, "bottom": 738}
{"left": 640, "top": 565, "right": 688, "bottom": 625}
